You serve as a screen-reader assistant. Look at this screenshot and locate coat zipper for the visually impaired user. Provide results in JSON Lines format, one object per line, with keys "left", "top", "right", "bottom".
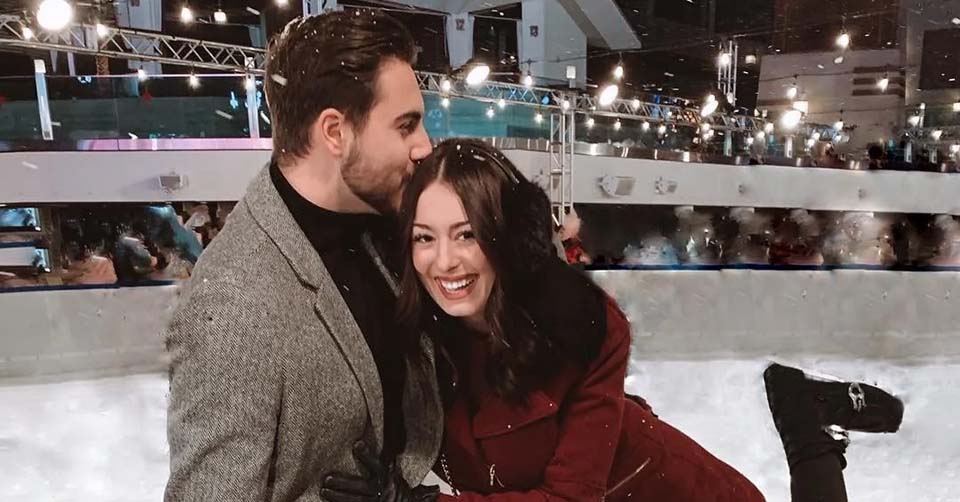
{"left": 604, "top": 457, "right": 652, "bottom": 497}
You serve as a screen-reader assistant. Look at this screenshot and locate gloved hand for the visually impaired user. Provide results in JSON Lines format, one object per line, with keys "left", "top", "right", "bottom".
{"left": 321, "top": 442, "right": 440, "bottom": 502}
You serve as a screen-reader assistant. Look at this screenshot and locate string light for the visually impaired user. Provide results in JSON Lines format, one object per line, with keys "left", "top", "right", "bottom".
{"left": 180, "top": 6, "right": 194, "bottom": 23}
{"left": 613, "top": 119, "right": 622, "bottom": 131}
{"left": 497, "top": 98, "right": 506, "bottom": 109}
{"left": 95, "top": 22, "right": 109, "bottom": 38}
{"left": 836, "top": 31, "right": 850, "bottom": 50}
{"left": 214, "top": 8, "right": 227, "bottom": 23}
{"left": 188, "top": 72, "right": 200, "bottom": 89}
{"left": 877, "top": 76, "right": 889, "bottom": 92}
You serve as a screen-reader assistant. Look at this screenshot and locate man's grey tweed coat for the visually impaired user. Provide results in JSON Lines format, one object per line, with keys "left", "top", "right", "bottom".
{"left": 164, "top": 165, "right": 443, "bottom": 502}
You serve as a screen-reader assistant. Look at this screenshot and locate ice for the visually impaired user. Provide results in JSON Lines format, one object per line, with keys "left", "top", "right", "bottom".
{"left": 0, "top": 360, "right": 957, "bottom": 501}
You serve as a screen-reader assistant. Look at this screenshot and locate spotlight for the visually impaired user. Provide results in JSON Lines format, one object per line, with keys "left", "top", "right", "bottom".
{"left": 440, "top": 97, "right": 450, "bottom": 108}
{"left": 598, "top": 84, "right": 619, "bottom": 106}
{"left": 700, "top": 94, "right": 719, "bottom": 117}
{"left": 37, "top": 0, "right": 74, "bottom": 31}
{"left": 534, "top": 112, "right": 543, "bottom": 123}
{"left": 561, "top": 99, "right": 570, "bottom": 111}
{"left": 486, "top": 106, "right": 495, "bottom": 118}
{"left": 586, "top": 117, "right": 595, "bottom": 128}
{"left": 188, "top": 73, "right": 200, "bottom": 89}
{"left": 657, "top": 124, "right": 667, "bottom": 136}
{"left": 631, "top": 98, "right": 641, "bottom": 110}
{"left": 522, "top": 72, "right": 533, "bottom": 88}
{"left": 137, "top": 68, "right": 147, "bottom": 81}
{"left": 764, "top": 122, "right": 775, "bottom": 134}
{"left": 95, "top": 22, "right": 108, "bottom": 38}
{"left": 641, "top": 121, "right": 650, "bottom": 132}
{"left": 180, "top": 6, "right": 194, "bottom": 23}
{"left": 718, "top": 53, "right": 732, "bottom": 67}
{"left": 440, "top": 78, "right": 451, "bottom": 93}
{"left": 613, "top": 119, "right": 622, "bottom": 131}
{"left": 908, "top": 115, "right": 921, "bottom": 126}
{"left": 465, "top": 63, "right": 490, "bottom": 86}
{"left": 786, "top": 84, "right": 798, "bottom": 100}
{"left": 497, "top": 98, "right": 506, "bottom": 109}
{"left": 214, "top": 9, "right": 227, "bottom": 23}
{"left": 613, "top": 64, "right": 624, "bottom": 80}
{"left": 834, "top": 120, "right": 844, "bottom": 131}
{"left": 22, "top": 27, "right": 35, "bottom": 40}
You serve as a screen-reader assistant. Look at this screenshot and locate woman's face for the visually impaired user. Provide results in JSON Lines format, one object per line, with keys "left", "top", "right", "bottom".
{"left": 411, "top": 181, "right": 496, "bottom": 329}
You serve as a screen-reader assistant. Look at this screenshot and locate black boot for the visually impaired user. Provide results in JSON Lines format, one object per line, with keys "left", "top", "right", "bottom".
{"left": 763, "top": 363, "right": 904, "bottom": 471}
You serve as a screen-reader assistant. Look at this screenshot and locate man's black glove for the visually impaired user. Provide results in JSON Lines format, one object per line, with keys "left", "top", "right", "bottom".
{"left": 321, "top": 441, "right": 440, "bottom": 502}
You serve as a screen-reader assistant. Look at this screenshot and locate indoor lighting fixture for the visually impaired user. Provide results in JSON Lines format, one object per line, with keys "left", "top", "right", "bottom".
{"left": 522, "top": 72, "right": 533, "bottom": 88}
{"left": 440, "top": 78, "right": 451, "bottom": 93}
{"left": 440, "top": 97, "right": 450, "bottom": 108}
{"left": 613, "top": 64, "right": 624, "bottom": 80}
{"left": 22, "top": 27, "right": 34, "bottom": 40}
{"left": 657, "top": 124, "right": 667, "bottom": 136}
{"left": 836, "top": 31, "right": 850, "bottom": 50}
{"left": 561, "top": 99, "right": 570, "bottom": 111}
{"left": 834, "top": 55, "right": 845, "bottom": 65}
{"left": 908, "top": 115, "right": 921, "bottom": 126}
{"left": 878, "top": 76, "right": 889, "bottom": 92}
{"left": 465, "top": 63, "right": 490, "bottom": 86}
{"left": 598, "top": 84, "right": 619, "bottom": 106}
{"left": 613, "top": 119, "right": 622, "bottom": 131}
{"left": 37, "top": 0, "right": 73, "bottom": 31}
{"left": 486, "top": 106, "right": 495, "bottom": 119}
{"left": 931, "top": 129, "right": 943, "bottom": 141}
{"left": 137, "top": 68, "right": 147, "bottom": 81}
{"left": 188, "top": 73, "right": 200, "bottom": 89}
{"left": 764, "top": 122, "right": 775, "bottom": 134}
{"left": 718, "top": 52, "right": 732, "bottom": 67}
{"left": 276, "top": 0, "right": 288, "bottom": 6}
{"left": 745, "top": 54, "right": 758, "bottom": 65}
{"left": 534, "top": 112, "right": 543, "bottom": 123}
{"left": 834, "top": 119, "right": 844, "bottom": 131}
{"left": 180, "top": 6, "right": 194, "bottom": 23}
{"left": 953, "top": 101, "right": 960, "bottom": 112}
{"left": 631, "top": 98, "right": 641, "bottom": 110}
{"left": 245, "top": 76, "right": 255, "bottom": 92}
{"left": 700, "top": 94, "right": 719, "bottom": 117}
{"left": 95, "top": 22, "right": 108, "bottom": 38}
{"left": 793, "top": 100, "right": 809, "bottom": 113}
{"left": 497, "top": 98, "right": 506, "bottom": 109}
{"left": 586, "top": 117, "right": 595, "bottom": 128}
{"left": 641, "top": 121, "right": 650, "bottom": 132}
{"left": 214, "top": 8, "right": 227, "bottom": 23}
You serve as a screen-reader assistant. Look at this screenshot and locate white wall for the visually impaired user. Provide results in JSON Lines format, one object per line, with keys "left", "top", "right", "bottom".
{"left": 757, "top": 49, "right": 904, "bottom": 153}
{"left": 522, "top": 0, "right": 587, "bottom": 87}
{"left": 903, "top": 0, "right": 960, "bottom": 108}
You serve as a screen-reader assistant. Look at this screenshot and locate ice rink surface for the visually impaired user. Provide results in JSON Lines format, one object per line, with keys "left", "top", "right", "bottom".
{"left": 2, "top": 357, "right": 957, "bottom": 502}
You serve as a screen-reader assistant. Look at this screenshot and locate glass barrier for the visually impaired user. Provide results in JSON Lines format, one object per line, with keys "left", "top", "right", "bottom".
{"left": 0, "top": 76, "right": 43, "bottom": 141}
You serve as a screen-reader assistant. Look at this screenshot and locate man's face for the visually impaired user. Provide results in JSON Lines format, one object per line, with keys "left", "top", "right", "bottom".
{"left": 341, "top": 59, "right": 432, "bottom": 214}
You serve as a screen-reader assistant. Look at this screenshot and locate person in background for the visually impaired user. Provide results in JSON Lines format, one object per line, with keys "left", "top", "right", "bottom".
{"left": 559, "top": 207, "right": 591, "bottom": 266}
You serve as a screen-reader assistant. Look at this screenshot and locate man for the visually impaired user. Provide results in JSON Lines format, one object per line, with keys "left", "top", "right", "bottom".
{"left": 164, "top": 9, "right": 440, "bottom": 502}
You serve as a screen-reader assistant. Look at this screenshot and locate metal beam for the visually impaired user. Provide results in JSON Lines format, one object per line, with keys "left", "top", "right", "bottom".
{"left": 0, "top": 15, "right": 267, "bottom": 73}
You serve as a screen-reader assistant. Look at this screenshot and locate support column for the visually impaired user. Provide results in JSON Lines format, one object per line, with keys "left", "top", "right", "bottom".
{"left": 446, "top": 12, "right": 474, "bottom": 70}
{"left": 34, "top": 59, "right": 53, "bottom": 141}
{"left": 521, "top": 0, "right": 586, "bottom": 88}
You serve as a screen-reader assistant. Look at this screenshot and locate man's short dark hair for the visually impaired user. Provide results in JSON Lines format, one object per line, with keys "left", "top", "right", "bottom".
{"left": 264, "top": 9, "right": 417, "bottom": 165}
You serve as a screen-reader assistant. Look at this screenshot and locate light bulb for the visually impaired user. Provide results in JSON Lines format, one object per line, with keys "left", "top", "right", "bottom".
{"left": 37, "top": 0, "right": 74, "bottom": 31}
{"left": 214, "top": 9, "right": 227, "bottom": 23}
{"left": 631, "top": 98, "right": 641, "bottom": 110}
{"left": 657, "top": 124, "right": 667, "bottom": 136}
{"left": 641, "top": 121, "right": 650, "bottom": 132}
{"left": 95, "top": 22, "right": 108, "bottom": 38}
{"left": 586, "top": 117, "right": 595, "bottom": 129}
{"left": 786, "top": 85, "right": 798, "bottom": 100}
{"left": 466, "top": 64, "right": 490, "bottom": 86}
{"left": 486, "top": 107, "right": 494, "bottom": 119}
{"left": 534, "top": 113, "right": 543, "bottom": 124}
{"left": 561, "top": 99, "right": 570, "bottom": 111}
{"left": 188, "top": 73, "right": 200, "bottom": 88}
{"left": 440, "top": 78, "right": 451, "bottom": 93}
{"left": 834, "top": 120, "right": 844, "bottom": 131}
{"left": 718, "top": 53, "right": 732, "bottom": 67}
{"left": 497, "top": 98, "right": 506, "bottom": 109}
{"left": 877, "top": 77, "right": 889, "bottom": 92}
{"left": 598, "top": 84, "right": 619, "bottom": 106}
{"left": 522, "top": 73, "right": 533, "bottom": 87}
{"left": 836, "top": 32, "right": 850, "bottom": 50}
{"left": 23, "top": 27, "right": 35, "bottom": 40}
{"left": 180, "top": 6, "right": 194, "bottom": 23}
{"left": 613, "top": 119, "right": 621, "bottom": 131}
{"left": 137, "top": 68, "right": 147, "bottom": 81}
{"left": 440, "top": 97, "right": 450, "bottom": 108}
{"left": 613, "top": 64, "right": 624, "bottom": 80}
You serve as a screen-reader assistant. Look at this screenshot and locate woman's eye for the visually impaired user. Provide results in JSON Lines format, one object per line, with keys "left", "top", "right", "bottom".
{"left": 412, "top": 233, "right": 433, "bottom": 244}
{"left": 458, "top": 230, "right": 476, "bottom": 241}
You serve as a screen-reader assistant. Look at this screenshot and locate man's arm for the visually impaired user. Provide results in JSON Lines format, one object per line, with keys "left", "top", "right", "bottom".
{"left": 164, "top": 281, "right": 283, "bottom": 502}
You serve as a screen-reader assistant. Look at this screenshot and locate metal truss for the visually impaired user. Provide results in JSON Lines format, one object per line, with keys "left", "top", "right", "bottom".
{"left": 0, "top": 15, "right": 267, "bottom": 72}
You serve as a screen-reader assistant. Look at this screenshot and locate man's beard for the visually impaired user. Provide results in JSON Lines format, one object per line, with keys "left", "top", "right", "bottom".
{"left": 342, "top": 142, "right": 404, "bottom": 215}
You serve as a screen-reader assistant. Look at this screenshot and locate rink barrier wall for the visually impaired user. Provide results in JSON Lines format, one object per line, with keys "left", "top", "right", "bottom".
{"left": 1, "top": 269, "right": 959, "bottom": 379}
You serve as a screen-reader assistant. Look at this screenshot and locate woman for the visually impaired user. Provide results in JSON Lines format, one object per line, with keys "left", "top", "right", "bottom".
{"left": 321, "top": 139, "right": 903, "bottom": 502}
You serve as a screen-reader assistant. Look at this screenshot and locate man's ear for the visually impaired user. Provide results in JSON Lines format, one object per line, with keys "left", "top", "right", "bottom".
{"left": 311, "top": 108, "right": 349, "bottom": 159}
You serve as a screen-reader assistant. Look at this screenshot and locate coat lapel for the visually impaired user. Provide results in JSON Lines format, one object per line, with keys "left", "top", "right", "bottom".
{"left": 243, "top": 163, "right": 385, "bottom": 452}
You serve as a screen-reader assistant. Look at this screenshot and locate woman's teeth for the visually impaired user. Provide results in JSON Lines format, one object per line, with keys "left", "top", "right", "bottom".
{"left": 440, "top": 278, "right": 474, "bottom": 292}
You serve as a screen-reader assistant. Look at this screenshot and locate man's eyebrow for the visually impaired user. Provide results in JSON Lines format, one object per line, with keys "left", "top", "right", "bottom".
{"left": 394, "top": 111, "right": 422, "bottom": 124}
